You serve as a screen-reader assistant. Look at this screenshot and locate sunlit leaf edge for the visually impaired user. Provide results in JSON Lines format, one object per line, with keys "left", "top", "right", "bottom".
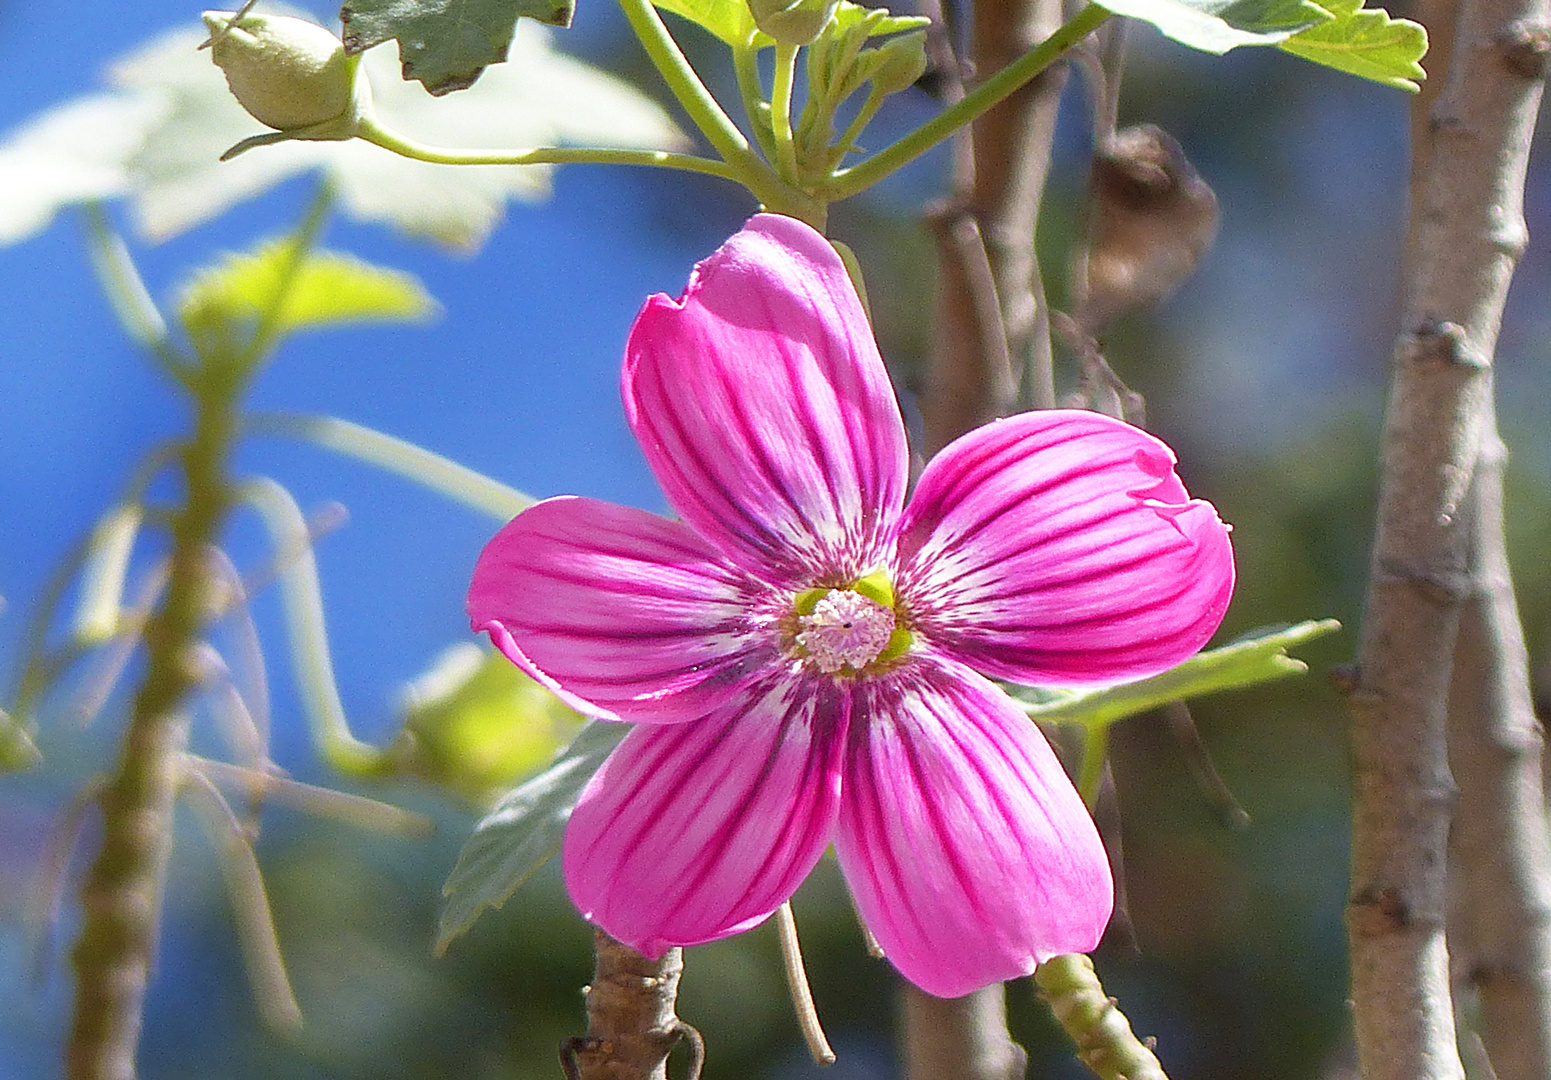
{"left": 1276, "top": 0, "right": 1427, "bottom": 92}
{"left": 1012, "top": 618, "right": 1342, "bottom": 730}
{"left": 177, "top": 238, "right": 440, "bottom": 338}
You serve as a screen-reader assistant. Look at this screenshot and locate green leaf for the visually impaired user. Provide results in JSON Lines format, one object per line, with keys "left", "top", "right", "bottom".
{"left": 653, "top": 0, "right": 757, "bottom": 44}
{"left": 1097, "top": 0, "right": 1331, "bottom": 53}
{"left": 436, "top": 720, "right": 627, "bottom": 954}
{"left": 178, "top": 237, "right": 438, "bottom": 339}
{"left": 1012, "top": 619, "right": 1341, "bottom": 731}
{"left": 399, "top": 643, "right": 584, "bottom": 804}
{"left": 1278, "top": 0, "right": 1427, "bottom": 91}
{"left": 340, "top": 0, "right": 574, "bottom": 96}
{"left": 829, "top": 0, "right": 929, "bottom": 39}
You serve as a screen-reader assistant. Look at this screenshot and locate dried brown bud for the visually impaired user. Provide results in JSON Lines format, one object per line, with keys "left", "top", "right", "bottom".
{"left": 1081, "top": 124, "right": 1219, "bottom": 332}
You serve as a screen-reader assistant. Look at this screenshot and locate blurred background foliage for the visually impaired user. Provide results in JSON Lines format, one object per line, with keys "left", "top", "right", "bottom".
{"left": 2, "top": 0, "right": 1551, "bottom": 1077}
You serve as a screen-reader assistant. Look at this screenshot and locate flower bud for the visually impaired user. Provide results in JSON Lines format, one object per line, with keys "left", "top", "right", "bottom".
{"left": 869, "top": 31, "right": 929, "bottom": 96}
{"left": 748, "top": 0, "right": 840, "bottom": 46}
{"left": 202, "top": 11, "right": 359, "bottom": 132}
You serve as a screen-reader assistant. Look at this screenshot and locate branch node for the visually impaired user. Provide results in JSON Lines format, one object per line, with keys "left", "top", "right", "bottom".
{"left": 1405, "top": 320, "right": 1490, "bottom": 369}
{"left": 1349, "top": 885, "right": 1413, "bottom": 936}
{"left": 1497, "top": 20, "right": 1551, "bottom": 78}
{"left": 1373, "top": 557, "right": 1474, "bottom": 604}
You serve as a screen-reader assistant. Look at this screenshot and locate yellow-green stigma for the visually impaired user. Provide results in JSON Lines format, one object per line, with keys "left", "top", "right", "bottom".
{"left": 793, "top": 572, "right": 912, "bottom": 674}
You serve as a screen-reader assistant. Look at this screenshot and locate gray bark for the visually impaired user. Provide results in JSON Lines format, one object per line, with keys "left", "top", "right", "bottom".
{"left": 1346, "top": 0, "right": 1548, "bottom": 1074}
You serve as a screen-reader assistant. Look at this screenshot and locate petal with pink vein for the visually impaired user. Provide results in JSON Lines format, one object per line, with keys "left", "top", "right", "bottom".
{"left": 836, "top": 652, "right": 1113, "bottom": 999}
{"left": 624, "top": 213, "right": 909, "bottom": 586}
{"left": 469, "top": 495, "right": 779, "bottom": 724}
{"left": 564, "top": 671, "right": 848, "bottom": 957}
{"left": 895, "top": 410, "right": 1234, "bottom": 686}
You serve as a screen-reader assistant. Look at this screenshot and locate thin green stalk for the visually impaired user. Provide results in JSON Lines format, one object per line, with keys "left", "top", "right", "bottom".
{"left": 245, "top": 412, "right": 534, "bottom": 521}
{"left": 79, "top": 204, "right": 187, "bottom": 383}
{"left": 240, "top": 181, "right": 333, "bottom": 371}
{"left": 356, "top": 117, "right": 744, "bottom": 183}
{"left": 1077, "top": 725, "right": 1109, "bottom": 810}
{"left": 821, "top": 3, "right": 1110, "bottom": 200}
{"left": 734, "top": 39, "right": 780, "bottom": 163}
{"left": 830, "top": 86, "right": 887, "bottom": 171}
{"left": 771, "top": 43, "right": 802, "bottom": 182}
{"left": 238, "top": 477, "right": 395, "bottom": 778}
{"left": 612, "top": 0, "right": 824, "bottom": 223}
{"left": 612, "top": 0, "right": 758, "bottom": 163}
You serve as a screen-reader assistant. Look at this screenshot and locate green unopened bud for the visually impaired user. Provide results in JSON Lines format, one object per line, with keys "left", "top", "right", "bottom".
{"left": 202, "top": 11, "right": 368, "bottom": 146}
{"left": 869, "top": 31, "right": 929, "bottom": 95}
{"left": 749, "top": 0, "right": 840, "bottom": 46}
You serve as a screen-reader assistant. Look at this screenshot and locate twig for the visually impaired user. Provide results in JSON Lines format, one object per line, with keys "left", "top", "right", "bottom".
{"left": 901, "top": 982, "right": 1026, "bottom": 1080}
{"left": 921, "top": 202, "right": 1017, "bottom": 453}
{"left": 1345, "top": 0, "right": 1548, "bottom": 1071}
{"left": 1446, "top": 409, "right": 1551, "bottom": 1080}
{"left": 561, "top": 930, "right": 699, "bottom": 1080}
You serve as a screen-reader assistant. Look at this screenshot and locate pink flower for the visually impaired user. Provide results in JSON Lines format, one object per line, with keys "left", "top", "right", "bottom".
{"left": 468, "top": 214, "right": 1234, "bottom": 998}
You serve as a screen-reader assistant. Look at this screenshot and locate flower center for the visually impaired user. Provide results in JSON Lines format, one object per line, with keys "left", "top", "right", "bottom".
{"left": 796, "top": 589, "right": 896, "bottom": 673}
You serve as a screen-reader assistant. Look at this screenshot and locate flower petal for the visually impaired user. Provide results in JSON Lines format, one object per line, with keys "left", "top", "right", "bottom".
{"left": 564, "top": 672, "right": 848, "bottom": 956}
{"left": 468, "top": 495, "right": 780, "bottom": 723}
{"left": 835, "top": 654, "right": 1112, "bottom": 998}
{"left": 624, "top": 213, "right": 908, "bottom": 585}
{"left": 896, "top": 410, "right": 1234, "bottom": 686}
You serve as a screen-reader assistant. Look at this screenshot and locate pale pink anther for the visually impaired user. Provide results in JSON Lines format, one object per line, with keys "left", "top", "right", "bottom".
{"left": 469, "top": 213, "right": 1235, "bottom": 998}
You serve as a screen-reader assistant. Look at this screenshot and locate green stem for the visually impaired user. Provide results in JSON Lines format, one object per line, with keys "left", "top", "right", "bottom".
{"left": 80, "top": 204, "right": 188, "bottom": 383}
{"left": 245, "top": 412, "right": 535, "bottom": 521}
{"left": 829, "top": 86, "right": 886, "bottom": 171}
{"left": 1077, "top": 724, "right": 1109, "bottom": 810}
{"left": 734, "top": 39, "right": 779, "bottom": 163}
{"left": 239, "top": 180, "right": 334, "bottom": 372}
{"left": 1035, "top": 954, "right": 1169, "bottom": 1079}
{"left": 771, "top": 42, "right": 802, "bottom": 182}
{"left": 66, "top": 369, "right": 242, "bottom": 1080}
{"left": 612, "top": 0, "right": 757, "bottom": 164}
{"left": 238, "top": 477, "right": 396, "bottom": 779}
{"left": 355, "top": 117, "right": 744, "bottom": 183}
{"left": 611, "top": 0, "right": 824, "bottom": 223}
{"left": 821, "top": 3, "right": 1110, "bottom": 200}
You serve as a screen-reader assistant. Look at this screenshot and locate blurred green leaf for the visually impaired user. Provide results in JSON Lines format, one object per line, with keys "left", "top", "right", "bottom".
{"left": 399, "top": 643, "right": 584, "bottom": 804}
{"left": 1277, "top": 0, "right": 1427, "bottom": 91}
{"left": 0, "top": 706, "right": 42, "bottom": 771}
{"left": 437, "top": 720, "right": 627, "bottom": 954}
{"left": 1097, "top": 0, "right": 1330, "bottom": 53}
{"left": 1012, "top": 619, "right": 1342, "bottom": 731}
{"left": 0, "top": 22, "right": 683, "bottom": 250}
{"left": 178, "top": 238, "right": 439, "bottom": 339}
{"left": 340, "top": 0, "right": 574, "bottom": 96}
{"left": 0, "top": 93, "right": 165, "bottom": 246}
